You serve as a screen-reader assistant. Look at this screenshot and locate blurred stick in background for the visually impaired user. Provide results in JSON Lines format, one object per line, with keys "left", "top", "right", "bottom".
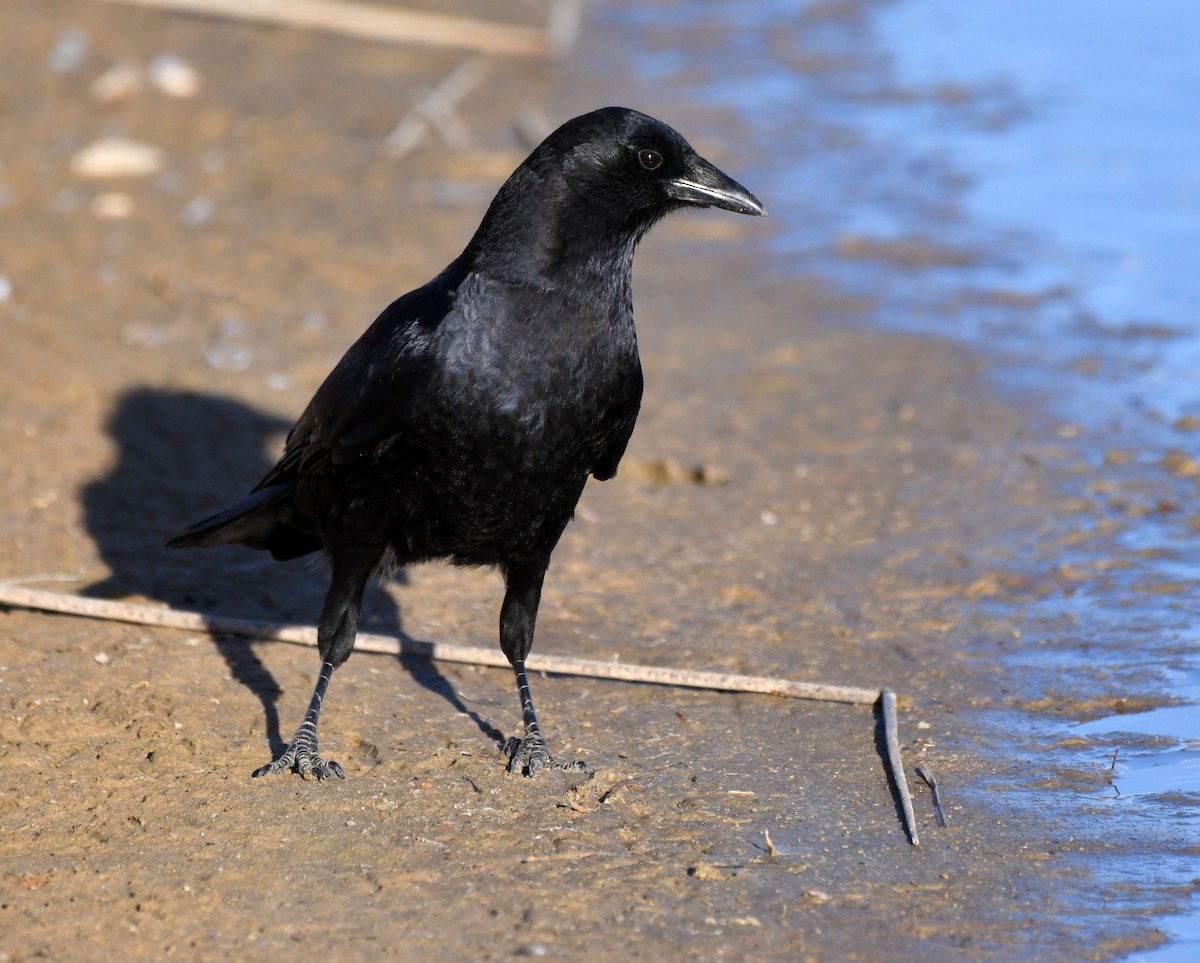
{"left": 85, "top": 0, "right": 583, "bottom": 57}
{"left": 382, "top": 57, "right": 487, "bottom": 158}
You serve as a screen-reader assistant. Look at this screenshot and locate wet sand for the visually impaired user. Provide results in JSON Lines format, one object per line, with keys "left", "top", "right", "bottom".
{"left": 0, "top": 2, "right": 1194, "bottom": 960}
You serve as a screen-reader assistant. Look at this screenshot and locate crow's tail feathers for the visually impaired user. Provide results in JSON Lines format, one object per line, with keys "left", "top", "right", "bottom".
{"left": 167, "top": 482, "right": 321, "bottom": 561}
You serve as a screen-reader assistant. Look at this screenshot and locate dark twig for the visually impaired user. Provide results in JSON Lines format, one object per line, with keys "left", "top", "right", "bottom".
{"left": 916, "top": 765, "right": 948, "bottom": 828}
{"left": 881, "top": 689, "right": 919, "bottom": 846}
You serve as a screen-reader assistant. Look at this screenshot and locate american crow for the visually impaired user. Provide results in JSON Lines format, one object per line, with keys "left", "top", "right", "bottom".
{"left": 169, "top": 107, "right": 764, "bottom": 780}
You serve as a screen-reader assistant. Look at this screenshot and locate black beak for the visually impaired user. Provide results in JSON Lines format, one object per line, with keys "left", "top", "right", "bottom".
{"left": 666, "top": 154, "right": 766, "bottom": 217}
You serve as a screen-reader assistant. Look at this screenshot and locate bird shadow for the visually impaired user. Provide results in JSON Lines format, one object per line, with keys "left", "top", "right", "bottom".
{"left": 80, "top": 386, "right": 505, "bottom": 760}
{"left": 397, "top": 656, "right": 508, "bottom": 751}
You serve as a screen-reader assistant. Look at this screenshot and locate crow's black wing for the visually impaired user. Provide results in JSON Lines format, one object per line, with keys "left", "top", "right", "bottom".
{"left": 169, "top": 271, "right": 462, "bottom": 556}
{"left": 590, "top": 369, "right": 643, "bottom": 481}
{"left": 255, "top": 263, "right": 465, "bottom": 491}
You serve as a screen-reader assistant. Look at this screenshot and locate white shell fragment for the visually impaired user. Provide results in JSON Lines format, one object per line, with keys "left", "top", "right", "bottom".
{"left": 147, "top": 54, "right": 201, "bottom": 98}
{"left": 70, "top": 137, "right": 165, "bottom": 179}
{"left": 91, "top": 60, "right": 144, "bottom": 105}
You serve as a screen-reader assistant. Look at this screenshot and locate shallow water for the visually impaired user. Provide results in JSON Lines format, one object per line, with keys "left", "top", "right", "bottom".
{"left": 868, "top": 8, "right": 1200, "bottom": 952}
{"left": 608, "top": 0, "right": 1200, "bottom": 954}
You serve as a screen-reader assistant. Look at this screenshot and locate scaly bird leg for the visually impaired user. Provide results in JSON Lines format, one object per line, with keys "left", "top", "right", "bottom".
{"left": 504, "top": 657, "right": 592, "bottom": 776}
{"left": 253, "top": 660, "right": 345, "bottom": 780}
{"left": 500, "top": 559, "right": 592, "bottom": 776}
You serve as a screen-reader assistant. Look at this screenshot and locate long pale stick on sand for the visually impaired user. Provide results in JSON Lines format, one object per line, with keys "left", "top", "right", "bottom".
{"left": 0, "top": 580, "right": 922, "bottom": 843}
{"left": 86, "top": 0, "right": 557, "bottom": 57}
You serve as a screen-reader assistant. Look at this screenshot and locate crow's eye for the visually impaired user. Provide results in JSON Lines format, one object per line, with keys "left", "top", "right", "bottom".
{"left": 637, "top": 149, "right": 664, "bottom": 171}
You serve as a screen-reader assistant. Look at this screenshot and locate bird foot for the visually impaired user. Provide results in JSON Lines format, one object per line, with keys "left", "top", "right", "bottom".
{"left": 504, "top": 734, "right": 592, "bottom": 777}
{"left": 253, "top": 732, "right": 345, "bottom": 781}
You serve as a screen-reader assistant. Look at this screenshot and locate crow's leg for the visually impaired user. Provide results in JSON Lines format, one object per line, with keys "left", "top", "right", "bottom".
{"left": 253, "top": 547, "right": 379, "bottom": 781}
{"left": 499, "top": 558, "right": 592, "bottom": 777}
{"left": 253, "top": 658, "right": 343, "bottom": 780}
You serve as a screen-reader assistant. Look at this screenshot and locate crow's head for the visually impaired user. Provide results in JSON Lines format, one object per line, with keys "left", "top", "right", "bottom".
{"left": 468, "top": 107, "right": 764, "bottom": 280}
{"left": 549, "top": 107, "right": 766, "bottom": 222}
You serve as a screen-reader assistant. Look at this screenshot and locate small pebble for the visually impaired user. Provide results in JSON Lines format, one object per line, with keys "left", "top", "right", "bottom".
{"left": 47, "top": 28, "right": 88, "bottom": 74}
{"left": 0, "top": 275, "right": 11, "bottom": 303}
{"left": 147, "top": 54, "right": 201, "bottom": 98}
{"left": 204, "top": 316, "right": 254, "bottom": 372}
{"left": 91, "top": 60, "right": 143, "bottom": 105}
{"left": 204, "top": 342, "right": 253, "bottom": 372}
{"left": 71, "top": 137, "right": 164, "bottom": 179}
{"left": 93, "top": 652, "right": 110, "bottom": 665}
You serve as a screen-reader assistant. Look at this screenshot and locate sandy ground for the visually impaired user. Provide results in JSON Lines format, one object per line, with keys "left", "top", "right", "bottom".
{"left": 1, "top": 2, "right": 1193, "bottom": 960}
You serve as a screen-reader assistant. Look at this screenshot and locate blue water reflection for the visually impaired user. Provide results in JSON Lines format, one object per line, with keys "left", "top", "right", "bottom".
{"left": 660, "top": 0, "right": 1200, "bottom": 424}
{"left": 605, "top": 0, "right": 1200, "bottom": 952}
{"left": 881, "top": 0, "right": 1200, "bottom": 327}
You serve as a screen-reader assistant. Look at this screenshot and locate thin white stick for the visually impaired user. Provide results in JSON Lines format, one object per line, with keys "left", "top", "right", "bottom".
{"left": 882, "top": 688, "right": 920, "bottom": 846}
{"left": 0, "top": 582, "right": 881, "bottom": 704}
{"left": 0, "top": 579, "right": 919, "bottom": 844}
{"left": 85, "top": 0, "right": 552, "bottom": 57}
{"left": 382, "top": 57, "right": 488, "bottom": 158}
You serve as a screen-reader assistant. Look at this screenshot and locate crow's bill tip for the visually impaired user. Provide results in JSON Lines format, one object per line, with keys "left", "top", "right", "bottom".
{"left": 667, "top": 160, "right": 766, "bottom": 217}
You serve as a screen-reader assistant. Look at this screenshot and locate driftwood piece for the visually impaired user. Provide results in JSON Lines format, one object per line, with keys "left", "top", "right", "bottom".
{"left": 882, "top": 689, "right": 920, "bottom": 845}
{"left": 0, "top": 582, "right": 880, "bottom": 703}
{"left": 86, "top": 0, "right": 554, "bottom": 57}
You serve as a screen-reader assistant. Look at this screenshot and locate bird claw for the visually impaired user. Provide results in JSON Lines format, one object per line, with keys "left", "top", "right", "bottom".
{"left": 253, "top": 736, "right": 346, "bottom": 781}
{"left": 504, "top": 734, "right": 592, "bottom": 777}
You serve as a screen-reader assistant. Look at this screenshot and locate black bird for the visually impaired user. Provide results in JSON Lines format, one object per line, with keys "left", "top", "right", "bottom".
{"left": 169, "top": 107, "right": 765, "bottom": 780}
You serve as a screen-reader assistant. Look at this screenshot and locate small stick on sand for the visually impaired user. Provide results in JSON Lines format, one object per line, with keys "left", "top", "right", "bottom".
{"left": 882, "top": 689, "right": 920, "bottom": 846}
{"left": 916, "top": 765, "right": 948, "bottom": 828}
